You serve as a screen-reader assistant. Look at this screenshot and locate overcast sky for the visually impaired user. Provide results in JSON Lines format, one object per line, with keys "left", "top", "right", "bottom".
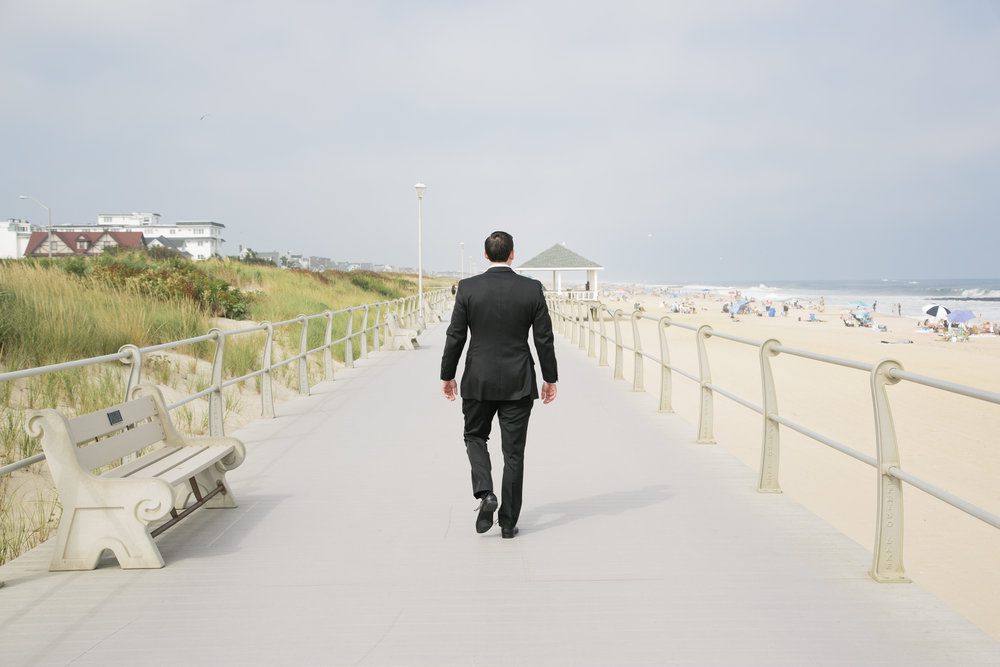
{"left": 3, "top": 1, "right": 999, "bottom": 283}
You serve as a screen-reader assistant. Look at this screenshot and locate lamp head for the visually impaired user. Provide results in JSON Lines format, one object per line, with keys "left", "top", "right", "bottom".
{"left": 414, "top": 182, "right": 427, "bottom": 198}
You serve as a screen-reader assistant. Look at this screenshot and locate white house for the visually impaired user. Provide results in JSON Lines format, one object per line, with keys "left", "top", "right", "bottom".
{"left": 90, "top": 213, "right": 225, "bottom": 260}
{"left": 0, "top": 219, "right": 38, "bottom": 259}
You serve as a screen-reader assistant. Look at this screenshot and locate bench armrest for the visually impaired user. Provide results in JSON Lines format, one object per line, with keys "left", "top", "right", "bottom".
{"left": 185, "top": 436, "right": 246, "bottom": 470}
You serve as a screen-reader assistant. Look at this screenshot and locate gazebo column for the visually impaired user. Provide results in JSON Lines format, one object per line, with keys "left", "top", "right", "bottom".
{"left": 555, "top": 271, "right": 563, "bottom": 294}
{"left": 588, "top": 269, "right": 598, "bottom": 297}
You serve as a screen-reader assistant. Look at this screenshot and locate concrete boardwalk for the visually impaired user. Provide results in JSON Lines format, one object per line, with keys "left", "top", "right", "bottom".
{"left": 1, "top": 320, "right": 998, "bottom": 666}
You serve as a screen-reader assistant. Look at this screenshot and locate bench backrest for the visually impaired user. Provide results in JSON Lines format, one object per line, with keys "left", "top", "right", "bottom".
{"left": 68, "top": 395, "right": 167, "bottom": 471}
{"left": 386, "top": 312, "right": 404, "bottom": 334}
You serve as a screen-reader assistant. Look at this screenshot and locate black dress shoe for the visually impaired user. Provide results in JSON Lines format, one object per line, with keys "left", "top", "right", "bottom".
{"left": 501, "top": 526, "right": 519, "bottom": 539}
{"left": 475, "top": 493, "right": 498, "bottom": 534}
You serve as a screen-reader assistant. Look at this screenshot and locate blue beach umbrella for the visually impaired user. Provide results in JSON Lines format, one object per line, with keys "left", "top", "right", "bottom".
{"left": 848, "top": 299, "right": 869, "bottom": 309}
{"left": 946, "top": 309, "right": 976, "bottom": 324}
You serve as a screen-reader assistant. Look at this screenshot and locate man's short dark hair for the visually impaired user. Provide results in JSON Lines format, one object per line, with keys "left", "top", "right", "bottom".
{"left": 485, "top": 231, "right": 514, "bottom": 263}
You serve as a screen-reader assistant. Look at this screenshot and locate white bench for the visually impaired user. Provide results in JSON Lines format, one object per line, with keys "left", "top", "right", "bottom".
{"left": 422, "top": 300, "right": 442, "bottom": 323}
{"left": 386, "top": 312, "right": 419, "bottom": 351}
{"left": 25, "top": 383, "right": 246, "bottom": 571}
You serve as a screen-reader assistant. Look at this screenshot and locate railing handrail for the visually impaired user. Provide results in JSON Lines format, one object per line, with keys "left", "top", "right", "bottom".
{"left": 546, "top": 294, "right": 1000, "bottom": 582}
{"left": 0, "top": 287, "right": 450, "bottom": 477}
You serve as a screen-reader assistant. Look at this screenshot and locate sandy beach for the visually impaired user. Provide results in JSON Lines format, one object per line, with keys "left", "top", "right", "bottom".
{"left": 578, "top": 290, "right": 1000, "bottom": 640}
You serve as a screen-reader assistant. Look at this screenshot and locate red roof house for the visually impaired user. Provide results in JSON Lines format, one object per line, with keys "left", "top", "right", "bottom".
{"left": 23, "top": 230, "right": 147, "bottom": 257}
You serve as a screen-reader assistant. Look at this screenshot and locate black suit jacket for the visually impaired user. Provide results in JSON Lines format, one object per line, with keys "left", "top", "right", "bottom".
{"left": 440, "top": 266, "right": 558, "bottom": 401}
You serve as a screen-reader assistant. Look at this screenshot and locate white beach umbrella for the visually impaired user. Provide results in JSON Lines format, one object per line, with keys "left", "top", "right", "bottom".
{"left": 922, "top": 304, "right": 951, "bottom": 319}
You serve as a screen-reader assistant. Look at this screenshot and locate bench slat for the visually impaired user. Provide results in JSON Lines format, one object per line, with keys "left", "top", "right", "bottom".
{"left": 110, "top": 445, "right": 213, "bottom": 481}
{"left": 69, "top": 395, "right": 157, "bottom": 443}
{"left": 75, "top": 420, "right": 167, "bottom": 472}
{"left": 101, "top": 446, "right": 182, "bottom": 479}
{"left": 155, "top": 446, "right": 236, "bottom": 487}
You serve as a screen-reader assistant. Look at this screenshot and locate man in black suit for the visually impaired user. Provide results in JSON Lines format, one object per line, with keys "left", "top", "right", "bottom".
{"left": 441, "top": 231, "right": 558, "bottom": 539}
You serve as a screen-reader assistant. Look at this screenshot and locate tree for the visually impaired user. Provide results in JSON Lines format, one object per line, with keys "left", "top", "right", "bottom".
{"left": 146, "top": 245, "right": 183, "bottom": 260}
{"left": 236, "top": 248, "right": 276, "bottom": 267}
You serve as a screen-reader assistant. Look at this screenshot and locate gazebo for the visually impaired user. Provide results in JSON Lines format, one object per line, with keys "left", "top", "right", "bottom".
{"left": 516, "top": 243, "right": 603, "bottom": 297}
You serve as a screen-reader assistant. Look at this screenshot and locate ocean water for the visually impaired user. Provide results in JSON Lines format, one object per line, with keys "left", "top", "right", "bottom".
{"left": 655, "top": 278, "right": 1000, "bottom": 323}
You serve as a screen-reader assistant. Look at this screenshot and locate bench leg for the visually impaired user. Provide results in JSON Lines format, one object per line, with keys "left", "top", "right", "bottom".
{"left": 50, "top": 506, "right": 165, "bottom": 570}
{"left": 182, "top": 468, "right": 238, "bottom": 509}
{"left": 389, "top": 335, "right": 414, "bottom": 351}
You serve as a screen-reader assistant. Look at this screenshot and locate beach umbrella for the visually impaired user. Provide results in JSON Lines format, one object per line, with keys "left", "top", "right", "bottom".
{"left": 923, "top": 304, "right": 951, "bottom": 319}
{"left": 946, "top": 309, "right": 976, "bottom": 324}
{"left": 848, "top": 300, "right": 869, "bottom": 309}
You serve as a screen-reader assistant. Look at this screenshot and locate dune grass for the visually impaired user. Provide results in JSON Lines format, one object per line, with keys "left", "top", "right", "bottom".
{"left": 0, "top": 262, "right": 210, "bottom": 368}
{"left": 0, "top": 256, "right": 436, "bottom": 566}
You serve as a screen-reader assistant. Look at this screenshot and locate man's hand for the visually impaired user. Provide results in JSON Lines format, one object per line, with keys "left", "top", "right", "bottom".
{"left": 541, "top": 382, "right": 557, "bottom": 404}
{"left": 442, "top": 379, "right": 458, "bottom": 401}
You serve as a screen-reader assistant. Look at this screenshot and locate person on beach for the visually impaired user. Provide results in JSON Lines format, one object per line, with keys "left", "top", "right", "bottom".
{"left": 440, "top": 231, "right": 558, "bottom": 539}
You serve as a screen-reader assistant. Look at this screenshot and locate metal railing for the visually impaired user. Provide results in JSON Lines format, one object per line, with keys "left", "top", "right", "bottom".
{"left": 547, "top": 295, "right": 1000, "bottom": 583}
{"left": 0, "top": 288, "right": 451, "bottom": 479}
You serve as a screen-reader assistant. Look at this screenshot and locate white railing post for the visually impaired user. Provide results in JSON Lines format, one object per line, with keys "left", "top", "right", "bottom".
{"left": 297, "top": 315, "right": 310, "bottom": 396}
{"left": 118, "top": 344, "right": 143, "bottom": 400}
{"left": 572, "top": 300, "right": 580, "bottom": 344}
{"left": 695, "top": 325, "right": 716, "bottom": 444}
{"left": 570, "top": 300, "right": 580, "bottom": 345}
{"left": 612, "top": 309, "right": 625, "bottom": 381}
{"left": 408, "top": 296, "right": 420, "bottom": 332}
{"left": 587, "top": 303, "right": 597, "bottom": 358}
{"left": 344, "top": 307, "right": 355, "bottom": 369}
{"left": 360, "top": 305, "right": 370, "bottom": 359}
{"left": 657, "top": 317, "right": 673, "bottom": 413}
{"left": 323, "top": 310, "right": 334, "bottom": 381}
{"left": 630, "top": 311, "right": 644, "bottom": 392}
{"left": 598, "top": 307, "right": 609, "bottom": 367}
{"left": 373, "top": 303, "right": 382, "bottom": 352}
{"left": 870, "top": 358, "right": 910, "bottom": 583}
{"left": 209, "top": 328, "right": 226, "bottom": 436}
{"left": 261, "top": 322, "right": 275, "bottom": 418}
{"left": 758, "top": 338, "right": 782, "bottom": 493}
{"left": 577, "top": 301, "right": 587, "bottom": 350}
{"left": 566, "top": 296, "right": 578, "bottom": 345}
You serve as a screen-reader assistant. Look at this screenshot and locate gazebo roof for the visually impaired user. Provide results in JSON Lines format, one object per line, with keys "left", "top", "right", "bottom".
{"left": 517, "top": 243, "right": 603, "bottom": 271}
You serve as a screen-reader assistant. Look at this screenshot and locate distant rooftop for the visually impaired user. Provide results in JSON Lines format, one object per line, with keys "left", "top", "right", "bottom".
{"left": 176, "top": 220, "right": 225, "bottom": 228}
{"left": 517, "top": 243, "right": 603, "bottom": 270}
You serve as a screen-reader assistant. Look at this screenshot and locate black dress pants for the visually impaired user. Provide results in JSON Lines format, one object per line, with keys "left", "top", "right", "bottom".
{"left": 462, "top": 396, "right": 534, "bottom": 530}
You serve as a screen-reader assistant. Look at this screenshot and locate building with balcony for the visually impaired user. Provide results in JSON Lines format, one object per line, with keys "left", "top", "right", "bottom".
{"left": 0, "top": 219, "right": 37, "bottom": 259}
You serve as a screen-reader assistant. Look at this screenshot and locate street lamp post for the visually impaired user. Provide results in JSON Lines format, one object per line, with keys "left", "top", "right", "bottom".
{"left": 19, "top": 195, "right": 52, "bottom": 258}
{"left": 414, "top": 182, "right": 427, "bottom": 327}
{"left": 459, "top": 241, "right": 464, "bottom": 280}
